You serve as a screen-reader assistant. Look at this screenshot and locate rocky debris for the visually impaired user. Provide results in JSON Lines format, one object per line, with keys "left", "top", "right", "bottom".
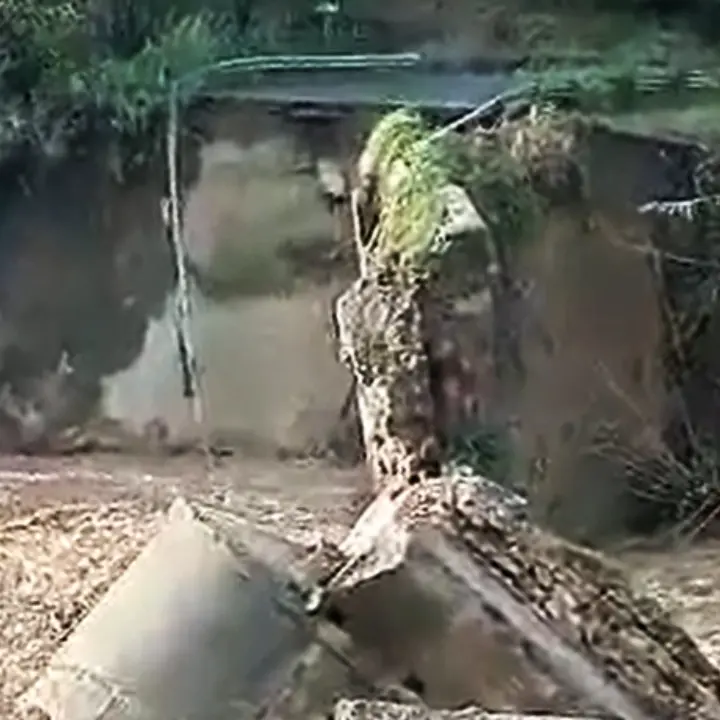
{"left": 334, "top": 699, "right": 598, "bottom": 720}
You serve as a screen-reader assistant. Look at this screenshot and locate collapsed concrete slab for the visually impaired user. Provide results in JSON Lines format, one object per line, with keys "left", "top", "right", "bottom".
{"left": 20, "top": 497, "right": 378, "bottom": 720}
{"left": 305, "top": 474, "right": 720, "bottom": 720}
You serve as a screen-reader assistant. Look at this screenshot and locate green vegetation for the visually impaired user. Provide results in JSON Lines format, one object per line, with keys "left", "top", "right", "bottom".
{"left": 0, "top": 0, "right": 382, "bottom": 171}
{"left": 358, "top": 107, "right": 548, "bottom": 274}
{"left": 3, "top": 1, "right": 229, "bottom": 124}
{"left": 463, "top": 3, "right": 720, "bottom": 126}
{"left": 2, "top": 0, "right": 720, "bottom": 172}
{"left": 517, "top": 30, "right": 720, "bottom": 116}
{"left": 360, "top": 110, "right": 452, "bottom": 269}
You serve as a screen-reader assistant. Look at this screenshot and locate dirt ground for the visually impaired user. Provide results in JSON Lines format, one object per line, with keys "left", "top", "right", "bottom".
{"left": 2, "top": 453, "right": 720, "bottom": 719}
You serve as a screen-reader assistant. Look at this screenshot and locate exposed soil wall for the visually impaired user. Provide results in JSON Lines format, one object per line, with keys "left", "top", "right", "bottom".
{"left": 101, "top": 108, "right": 360, "bottom": 455}
{"left": 510, "top": 209, "right": 666, "bottom": 540}
{"left": 0, "top": 145, "right": 175, "bottom": 447}
{"left": 0, "top": 103, "right": 704, "bottom": 541}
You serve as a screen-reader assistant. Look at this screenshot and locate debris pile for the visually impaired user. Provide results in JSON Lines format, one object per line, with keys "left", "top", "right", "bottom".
{"left": 18, "top": 109, "right": 720, "bottom": 720}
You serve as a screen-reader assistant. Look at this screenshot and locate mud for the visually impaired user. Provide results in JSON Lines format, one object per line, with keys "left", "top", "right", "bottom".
{"left": 0, "top": 453, "right": 368, "bottom": 530}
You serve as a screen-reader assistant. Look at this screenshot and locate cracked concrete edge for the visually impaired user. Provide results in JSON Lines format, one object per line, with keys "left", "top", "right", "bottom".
{"left": 19, "top": 496, "right": 318, "bottom": 720}
{"left": 321, "top": 484, "right": 413, "bottom": 594}
{"left": 319, "top": 470, "right": 527, "bottom": 596}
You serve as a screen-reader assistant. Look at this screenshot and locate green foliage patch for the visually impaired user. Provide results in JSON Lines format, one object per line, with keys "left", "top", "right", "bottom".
{"left": 359, "top": 108, "right": 547, "bottom": 274}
